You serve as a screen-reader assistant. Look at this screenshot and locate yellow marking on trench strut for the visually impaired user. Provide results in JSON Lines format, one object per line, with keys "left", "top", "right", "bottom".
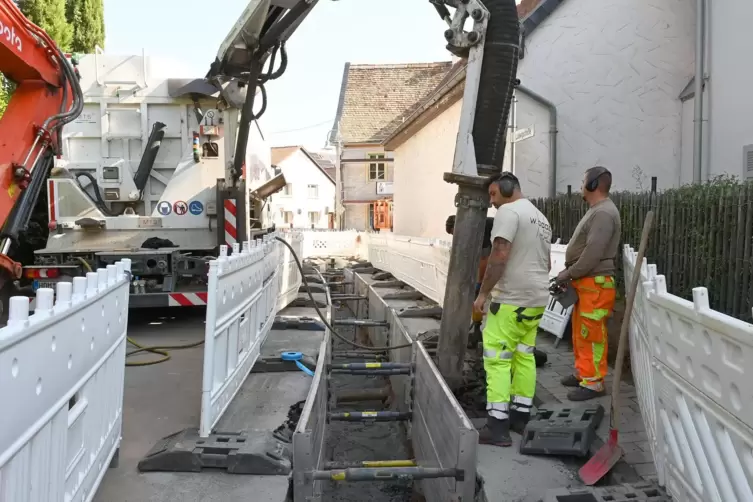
{"left": 343, "top": 412, "right": 350, "bottom": 417}
{"left": 365, "top": 362, "right": 381, "bottom": 368}
{"left": 363, "top": 460, "right": 416, "bottom": 468}
{"left": 331, "top": 471, "right": 346, "bottom": 481}
{"left": 362, "top": 411, "right": 377, "bottom": 417}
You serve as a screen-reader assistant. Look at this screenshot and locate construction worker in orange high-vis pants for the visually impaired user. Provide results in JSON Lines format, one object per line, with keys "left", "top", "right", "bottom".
{"left": 556, "top": 166, "right": 622, "bottom": 402}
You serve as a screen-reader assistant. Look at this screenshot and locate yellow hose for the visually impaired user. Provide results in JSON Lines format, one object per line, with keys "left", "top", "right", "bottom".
{"left": 75, "top": 257, "right": 204, "bottom": 367}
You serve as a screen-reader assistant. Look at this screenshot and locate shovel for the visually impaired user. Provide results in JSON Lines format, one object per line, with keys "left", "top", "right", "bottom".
{"left": 579, "top": 210, "right": 654, "bottom": 486}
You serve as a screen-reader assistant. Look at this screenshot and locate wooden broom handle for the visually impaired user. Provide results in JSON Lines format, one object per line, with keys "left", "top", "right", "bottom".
{"left": 611, "top": 210, "right": 654, "bottom": 428}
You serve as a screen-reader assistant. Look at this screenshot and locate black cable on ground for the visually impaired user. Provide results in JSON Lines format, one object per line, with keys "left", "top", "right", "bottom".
{"left": 275, "top": 236, "right": 415, "bottom": 352}
{"left": 126, "top": 338, "right": 205, "bottom": 367}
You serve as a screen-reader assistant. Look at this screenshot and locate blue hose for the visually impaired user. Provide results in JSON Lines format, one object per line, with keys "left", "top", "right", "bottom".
{"left": 281, "top": 351, "right": 315, "bottom": 377}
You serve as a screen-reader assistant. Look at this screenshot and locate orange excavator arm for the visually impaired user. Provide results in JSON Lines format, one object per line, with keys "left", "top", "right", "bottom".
{"left": 0, "top": 0, "right": 83, "bottom": 287}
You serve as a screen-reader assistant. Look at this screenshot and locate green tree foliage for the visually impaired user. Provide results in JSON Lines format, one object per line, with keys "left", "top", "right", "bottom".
{"left": 19, "top": 0, "right": 73, "bottom": 52}
{"left": 66, "top": 0, "right": 105, "bottom": 53}
{"left": 0, "top": 77, "right": 9, "bottom": 116}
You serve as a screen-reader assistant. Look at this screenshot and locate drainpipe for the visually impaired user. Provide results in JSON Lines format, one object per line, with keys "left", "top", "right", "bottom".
{"left": 692, "top": 0, "right": 706, "bottom": 184}
{"left": 517, "top": 84, "right": 558, "bottom": 198}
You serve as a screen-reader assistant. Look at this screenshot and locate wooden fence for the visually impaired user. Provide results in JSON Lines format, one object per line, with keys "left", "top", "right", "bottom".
{"left": 532, "top": 179, "right": 753, "bottom": 322}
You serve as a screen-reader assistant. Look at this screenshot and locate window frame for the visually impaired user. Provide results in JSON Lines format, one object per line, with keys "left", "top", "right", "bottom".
{"left": 368, "top": 153, "right": 386, "bottom": 181}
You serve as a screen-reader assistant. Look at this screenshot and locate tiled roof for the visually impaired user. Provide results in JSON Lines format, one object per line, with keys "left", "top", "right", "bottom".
{"left": 302, "top": 149, "right": 336, "bottom": 183}
{"left": 332, "top": 62, "right": 454, "bottom": 144}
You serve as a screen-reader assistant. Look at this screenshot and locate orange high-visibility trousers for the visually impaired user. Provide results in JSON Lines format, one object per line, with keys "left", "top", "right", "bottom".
{"left": 472, "top": 255, "right": 489, "bottom": 323}
{"left": 571, "top": 275, "right": 616, "bottom": 391}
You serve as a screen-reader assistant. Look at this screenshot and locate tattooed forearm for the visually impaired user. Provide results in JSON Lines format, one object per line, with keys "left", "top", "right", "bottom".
{"left": 479, "top": 237, "right": 511, "bottom": 296}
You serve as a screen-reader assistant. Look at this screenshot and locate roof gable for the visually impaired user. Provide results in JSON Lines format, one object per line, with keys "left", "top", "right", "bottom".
{"left": 271, "top": 146, "right": 335, "bottom": 184}
{"left": 332, "top": 62, "right": 454, "bottom": 145}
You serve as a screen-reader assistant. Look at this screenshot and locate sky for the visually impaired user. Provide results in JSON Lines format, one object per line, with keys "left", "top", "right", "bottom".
{"left": 103, "top": 0, "right": 453, "bottom": 149}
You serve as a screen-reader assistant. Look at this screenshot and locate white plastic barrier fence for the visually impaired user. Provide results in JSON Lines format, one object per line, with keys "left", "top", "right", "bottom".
{"left": 301, "top": 229, "right": 368, "bottom": 258}
{"left": 277, "top": 230, "right": 304, "bottom": 310}
{"left": 0, "top": 260, "right": 131, "bottom": 502}
{"left": 624, "top": 244, "right": 753, "bottom": 501}
{"left": 199, "top": 236, "right": 282, "bottom": 437}
{"left": 367, "top": 233, "right": 572, "bottom": 339}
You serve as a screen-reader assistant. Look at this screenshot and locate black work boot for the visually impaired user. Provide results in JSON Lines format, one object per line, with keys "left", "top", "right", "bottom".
{"left": 509, "top": 409, "right": 530, "bottom": 435}
{"left": 567, "top": 386, "right": 606, "bottom": 401}
{"left": 533, "top": 348, "right": 548, "bottom": 367}
{"left": 560, "top": 374, "right": 580, "bottom": 387}
{"left": 478, "top": 416, "right": 512, "bottom": 447}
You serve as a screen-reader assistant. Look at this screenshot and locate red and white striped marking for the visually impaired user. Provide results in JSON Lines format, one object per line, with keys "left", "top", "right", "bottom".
{"left": 224, "top": 199, "right": 237, "bottom": 246}
{"left": 168, "top": 292, "right": 208, "bottom": 307}
{"left": 48, "top": 180, "right": 57, "bottom": 221}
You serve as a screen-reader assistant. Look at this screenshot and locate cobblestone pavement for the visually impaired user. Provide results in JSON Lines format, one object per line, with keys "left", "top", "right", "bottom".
{"left": 535, "top": 332, "right": 659, "bottom": 484}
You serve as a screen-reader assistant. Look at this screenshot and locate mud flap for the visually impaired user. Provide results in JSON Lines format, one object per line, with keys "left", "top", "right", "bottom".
{"left": 137, "top": 428, "right": 292, "bottom": 474}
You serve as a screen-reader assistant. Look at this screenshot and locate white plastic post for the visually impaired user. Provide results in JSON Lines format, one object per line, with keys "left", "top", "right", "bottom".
{"left": 56, "top": 281, "right": 72, "bottom": 310}
{"left": 107, "top": 264, "right": 117, "bottom": 285}
{"left": 97, "top": 268, "right": 108, "bottom": 290}
{"left": 34, "top": 289, "right": 54, "bottom": 319}
{"left": 7, "top": 296, "right": 29, "bottom": 327}
{"left": 86, "top": 272, "right": 98, "bottom": 295}
{"left": 72, "top": 276, "right": 87, "bottom": 302}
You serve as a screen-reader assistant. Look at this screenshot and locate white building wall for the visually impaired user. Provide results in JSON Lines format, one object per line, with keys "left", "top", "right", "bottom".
{"left": 510, "top": 92, "right": 551, "bottom": 197}
{"left": 269, "top": 150, "right": 335, "bottom": 229}
{"left": 392, "top": 100, "right": 496, "bottom": 239}
{"left": 390, "top": 0, "right": 696, "bottom": 237}
{"left": 706, "top": 0, "right": 753, "bottom": 180}
{"left": 517, "top": 0, "right": 695, "bottom": 191}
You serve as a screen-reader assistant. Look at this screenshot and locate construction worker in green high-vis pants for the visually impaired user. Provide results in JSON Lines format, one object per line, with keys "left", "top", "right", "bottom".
{"left": 473, "top": 172, "right": 552, "bottom": 447}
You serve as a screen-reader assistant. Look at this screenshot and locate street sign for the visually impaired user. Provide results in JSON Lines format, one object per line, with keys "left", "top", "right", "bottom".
{"left": 376, "top": 181, "right": 394, "bottom": 196}
{"left": 512, "top": 126, "right": 534, "bottom": 143}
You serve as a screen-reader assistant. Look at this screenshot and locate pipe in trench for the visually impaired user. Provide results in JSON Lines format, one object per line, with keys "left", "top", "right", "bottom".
{"left": 693, "top": 0, "right": 706, "bottom": 184}
{"left": 516, "top": 84, "right": 558, "bottom": 198}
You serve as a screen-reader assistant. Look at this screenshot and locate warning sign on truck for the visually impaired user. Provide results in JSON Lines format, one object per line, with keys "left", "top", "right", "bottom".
{"left": 173, "top": 201, "right": 188, "bottom": 215}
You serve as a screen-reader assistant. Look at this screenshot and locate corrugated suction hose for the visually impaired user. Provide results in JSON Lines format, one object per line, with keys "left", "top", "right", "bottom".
{"left": 473, "top": 0, "right": 520, "bottom": 176}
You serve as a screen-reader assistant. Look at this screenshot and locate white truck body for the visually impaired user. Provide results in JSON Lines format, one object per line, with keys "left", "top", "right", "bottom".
{"left": 31, "top": 52, "right": 280, "bottom": 307}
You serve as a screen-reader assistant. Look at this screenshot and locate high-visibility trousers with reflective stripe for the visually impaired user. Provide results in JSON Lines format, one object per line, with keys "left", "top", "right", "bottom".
{"left": 482, "top": 303, "right": 545, "bottom": 420}
{"left": 572, "top": 275, "right": 616, "bottom": 391}
{"left": 472, "top": 255, "right": 490, "bottom": 323}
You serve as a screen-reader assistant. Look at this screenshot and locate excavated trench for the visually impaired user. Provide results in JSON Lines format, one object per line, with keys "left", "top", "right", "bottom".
{"left": 321, "top": 300, "right": 414, "bottom": 502}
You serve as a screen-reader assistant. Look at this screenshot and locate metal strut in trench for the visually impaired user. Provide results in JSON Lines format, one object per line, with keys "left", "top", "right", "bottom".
{"left": 308, "top": 268, "right": 464, "bottom": 486}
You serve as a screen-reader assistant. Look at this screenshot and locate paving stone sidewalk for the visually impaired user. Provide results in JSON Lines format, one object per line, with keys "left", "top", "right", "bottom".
{"left": 534, "top": 333, "right": 659, "bottom": 483}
